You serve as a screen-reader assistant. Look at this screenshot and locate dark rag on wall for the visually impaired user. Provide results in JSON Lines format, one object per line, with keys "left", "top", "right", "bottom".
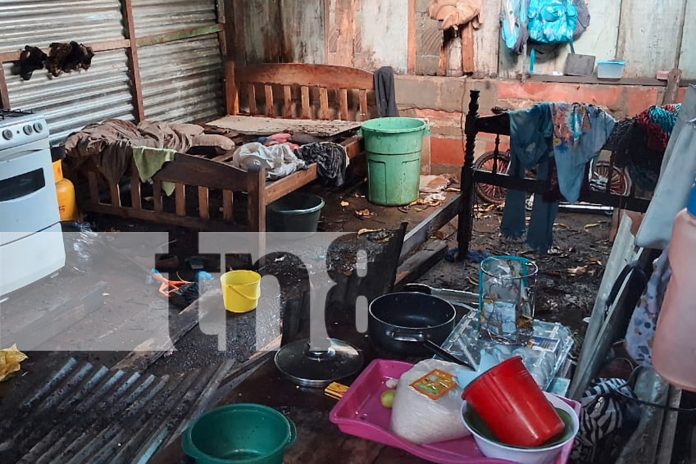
{"left": 374, "top": 67, "right": 400, "bottom": 118}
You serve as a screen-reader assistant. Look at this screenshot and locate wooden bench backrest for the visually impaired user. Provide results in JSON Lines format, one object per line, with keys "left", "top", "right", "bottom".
{"left": 225, "top": 62, "right": 377, "bottom": 122}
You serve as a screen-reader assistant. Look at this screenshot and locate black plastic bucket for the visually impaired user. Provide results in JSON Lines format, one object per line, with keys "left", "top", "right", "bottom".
{"left": 267, "top": 192, "right": 325, "bottom": 233}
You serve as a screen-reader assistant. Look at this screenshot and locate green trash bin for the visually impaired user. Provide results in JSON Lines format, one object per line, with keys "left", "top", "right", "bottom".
{"left": 361, "top": 117, "right": 428, "bottom": 206}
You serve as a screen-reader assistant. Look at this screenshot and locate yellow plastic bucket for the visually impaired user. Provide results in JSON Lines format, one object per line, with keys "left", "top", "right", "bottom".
{"left": 220, "top": 270, "right": 261, "bottom": 313}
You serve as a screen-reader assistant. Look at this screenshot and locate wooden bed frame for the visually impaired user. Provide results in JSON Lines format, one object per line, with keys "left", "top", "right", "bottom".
{"left": 456, "top": 90, "right": 652, "bottom": 256}
{"left": 79, "top": 61, "right": 377, "bottom": 231}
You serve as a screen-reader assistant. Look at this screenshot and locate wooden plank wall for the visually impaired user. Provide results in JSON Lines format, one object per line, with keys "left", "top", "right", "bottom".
{"left": 678, "top": 0, "right": 696, "bottom": 79}
{"left": 280, "top": 0, "right": 325, "bottom": 64}
{"left": 617, "top": 0, "right": 687, "bottom": 78}
{"left": 325, "top": 0, "right": 359, "bottom": 66}
{"left": 230, "top": 0, "right": 695, "bottom": 80}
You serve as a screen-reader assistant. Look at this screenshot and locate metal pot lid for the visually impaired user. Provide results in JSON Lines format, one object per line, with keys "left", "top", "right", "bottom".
{"left": 274, "top": 338, "right": 363, "bottom": 388}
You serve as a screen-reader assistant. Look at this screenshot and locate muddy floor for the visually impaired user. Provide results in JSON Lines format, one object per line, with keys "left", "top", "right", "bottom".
{"left": 418, "top": 205, "right": 613, "bottom": 354}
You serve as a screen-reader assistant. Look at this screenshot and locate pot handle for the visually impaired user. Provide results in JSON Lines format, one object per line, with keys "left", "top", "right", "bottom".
{"left": 386, "top": 329, "right": 427, "bottom": 343}
{"left": 422, "top": 339, "right": 474, "bottom": 369}
{"left": 285, "top": 419, "right": 298, "bottom": 449}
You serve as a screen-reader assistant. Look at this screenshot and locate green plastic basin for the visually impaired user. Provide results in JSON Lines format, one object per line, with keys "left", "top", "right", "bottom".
{"left": 182, "top": 404, "right": 297, "bottom": 464}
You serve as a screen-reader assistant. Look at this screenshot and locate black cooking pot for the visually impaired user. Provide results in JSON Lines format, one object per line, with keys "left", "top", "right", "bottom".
{"left": 368, "top": 292, "right": 457, "bottom": 357}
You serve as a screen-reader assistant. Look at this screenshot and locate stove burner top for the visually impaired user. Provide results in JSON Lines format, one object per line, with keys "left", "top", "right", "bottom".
{"left": 0, "top": 109, "right": 33, "bottom": 120}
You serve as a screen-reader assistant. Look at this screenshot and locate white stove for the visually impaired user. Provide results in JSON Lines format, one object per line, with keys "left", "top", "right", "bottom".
{"left": 0, "top": 109, "right": 65, "bottom": 296}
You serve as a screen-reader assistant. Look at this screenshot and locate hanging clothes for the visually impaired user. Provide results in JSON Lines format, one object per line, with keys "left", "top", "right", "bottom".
{"left": 550, "top": 103, "right": 616, "bottom": 203}
{"left": 502, "top": 103, "right": 615, "bottom": 253}
{"left": 132, "top": 146, "right": 177, "bottom": 196}
{"left": 625, "top": 247, "right": 671, "bottom": 368}
{"left": 373, "top": 67, "right": 400, "bottom": 118}
{"left": 502, "top": 104, "right": 559, "bottom": 253}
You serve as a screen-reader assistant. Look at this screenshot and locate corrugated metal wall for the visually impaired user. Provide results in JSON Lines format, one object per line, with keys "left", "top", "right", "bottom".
{"left": 138, "top": 36, "right": 223, "bottom": 122}
{"left": 0, "top": 0, "right": 125, "bottom": 53}
{"left": 3, "top": 51, "right": 135, "bottom": 145}
{"left": 0, "top": 0, "right": 224, "bottom": 144}
{"left": 133, "top": 0, "right": 224, "bottom": 122}
{"left": 0, "top": 0, "right": 133, "bottom": 145}
{"left": 131, "top": 0, "right": 219, "bottom": 37}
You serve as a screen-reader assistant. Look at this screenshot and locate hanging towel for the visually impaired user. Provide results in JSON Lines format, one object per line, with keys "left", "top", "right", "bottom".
{"left": 374, "top": 67, "right": 400, "bottom": 118}
{"left": 132, "top": 146, "right": 177, "bottom": 196}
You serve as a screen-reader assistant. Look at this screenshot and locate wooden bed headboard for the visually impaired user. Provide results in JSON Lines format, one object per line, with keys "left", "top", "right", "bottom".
{"left": 224, "top": 61, "right": 377, "bottom": 122}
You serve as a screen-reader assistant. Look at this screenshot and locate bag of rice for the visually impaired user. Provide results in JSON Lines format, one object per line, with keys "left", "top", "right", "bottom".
{"left": 390, "top": 359, "right": 471, "bottom": 444}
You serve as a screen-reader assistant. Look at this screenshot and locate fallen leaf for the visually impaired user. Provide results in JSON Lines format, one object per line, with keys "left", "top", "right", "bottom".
{"left": 584, "top": 222, "right": 605, "bottom": 230}
{"left": 340, "top": 201, "right": 350, "bottom": 207}
{"left": 358, "top": 228, "right": 383, "bottom": 236}
{"left": 0, "top": 345, "right": 28, "bottom": 382}
{"left": 554, "top": 223, "right": 569, "bottom": 229}
{"left": 567, "top": 266, "right": 588, "bottom": 277}
{"left": 354, "top": 209, "right": 374, "bottom": 219}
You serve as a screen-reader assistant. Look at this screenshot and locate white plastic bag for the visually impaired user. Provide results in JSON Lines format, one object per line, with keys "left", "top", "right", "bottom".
{"left": 232, "top": 142, "right": 305, "bottom": 180}
{"left": 390, "top": 359, "right": 470, "bottom": 444}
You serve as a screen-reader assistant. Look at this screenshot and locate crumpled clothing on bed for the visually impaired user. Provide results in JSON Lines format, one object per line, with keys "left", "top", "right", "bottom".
{"left": 295, "top": 142, "right": 349, "bottom": 187}
{"left": 232, "top": 142, "right": 306, "bottom": 180}
{"left": 64, "top": 119, "right": 233, "bottom": 184}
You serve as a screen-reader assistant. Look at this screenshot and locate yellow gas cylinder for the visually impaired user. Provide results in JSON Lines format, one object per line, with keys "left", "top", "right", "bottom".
{"left": 52, "top": 159, "right": 78, "bottom": 222}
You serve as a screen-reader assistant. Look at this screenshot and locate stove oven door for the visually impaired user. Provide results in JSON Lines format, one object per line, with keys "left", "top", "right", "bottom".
{"left": 0, "top": 147, "right": 60, "bottom": 245}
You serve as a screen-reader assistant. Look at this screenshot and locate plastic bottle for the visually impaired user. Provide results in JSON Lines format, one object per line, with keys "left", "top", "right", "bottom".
{"left": 653, "top": 183, "right": 696, "bottom": 391}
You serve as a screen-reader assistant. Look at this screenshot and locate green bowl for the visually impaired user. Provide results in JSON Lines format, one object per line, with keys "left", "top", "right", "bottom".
{"left": 464, "top": 406, "right": 576, "bottom": 450}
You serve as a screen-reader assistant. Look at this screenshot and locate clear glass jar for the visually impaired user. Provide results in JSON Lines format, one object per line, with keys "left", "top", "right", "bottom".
{"left": 479, "top": 256, "right": 538, "bottom": 344}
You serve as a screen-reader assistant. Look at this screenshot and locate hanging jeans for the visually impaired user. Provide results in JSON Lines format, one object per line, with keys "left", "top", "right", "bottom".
{"left": 501, "top": 104, "right": 558, "bottom": 253}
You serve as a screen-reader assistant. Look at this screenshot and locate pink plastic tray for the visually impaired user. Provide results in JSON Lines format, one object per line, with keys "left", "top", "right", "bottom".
{"left": 329, "top": 359, "right": 579, "bottom": 464}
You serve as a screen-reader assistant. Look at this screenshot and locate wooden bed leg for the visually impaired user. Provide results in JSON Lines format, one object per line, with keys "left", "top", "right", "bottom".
{"left": 153, "top": 180, "right": 163, "bottom": 212}
{"left": 222, "top": 190, "right": 234, "bottom": 221}
{"left": 87, "top": 171, "right": 100, "bottom": 205}
{"left": 198, "top": 187, "right": 210, "bottom": 220}
{"left": 247, "top": 167, "right": 267, "bottom": 258}
{"left": 457, "top": 89, "right": 480, "bottom": 260}
{"left": 130, "top": 160, "right": 142, "bottom": 210}
{"left": 175, "top": 183, "right": 186, "bottom": 216}
{"left": 246, "top": 167, "right": 267, "bottom": 232}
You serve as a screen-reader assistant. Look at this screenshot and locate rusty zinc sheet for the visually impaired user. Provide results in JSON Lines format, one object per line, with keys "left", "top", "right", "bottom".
{"left": 0, "top": 357, "right": 232, "bottom": 464}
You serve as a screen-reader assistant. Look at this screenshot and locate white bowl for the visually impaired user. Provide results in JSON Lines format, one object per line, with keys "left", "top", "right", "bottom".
{"left": 461, "top": 393, "right": 579, "bottom": 464}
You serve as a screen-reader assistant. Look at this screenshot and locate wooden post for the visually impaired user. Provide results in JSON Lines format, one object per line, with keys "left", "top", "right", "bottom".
{"left": 457, "top": 90, "right": 479, "bottom": 259}
{"left": 461, "top": 23, "right": 475, "bottom": 74}
{"left": 0, "top": 65, "right": 9, "bottom": 110}
{"left": 407, "top": 0, "right": 417, "bottom": 74}
{"left": 224, "top": 61, "right": 239, "bottom": 115}
{"left": 122, "top": 0, "right": 145, "bottom": 121}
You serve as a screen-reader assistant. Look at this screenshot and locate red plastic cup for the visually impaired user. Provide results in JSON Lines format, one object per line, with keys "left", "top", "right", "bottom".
{"left": 462, "top": 356, "right": 564, "bottom": 448}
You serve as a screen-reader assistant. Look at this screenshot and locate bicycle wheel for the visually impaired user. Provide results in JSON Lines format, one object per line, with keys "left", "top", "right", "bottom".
{"left": 590, "top": 160, "right": 632, "bottom": 196}
{"left": 474, "top": 151, "right": 511, "bottom": 205}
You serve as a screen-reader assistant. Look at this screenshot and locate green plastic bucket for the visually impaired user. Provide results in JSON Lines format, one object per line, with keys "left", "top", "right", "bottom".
{"left": 361, "top": 117, "right": 427, "bottom": 206}
{"left": 182, "top": 404, "right": 297, "bottom": 464}
{"left": 267, "top": 192, "right": 325, "bottom": 233}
